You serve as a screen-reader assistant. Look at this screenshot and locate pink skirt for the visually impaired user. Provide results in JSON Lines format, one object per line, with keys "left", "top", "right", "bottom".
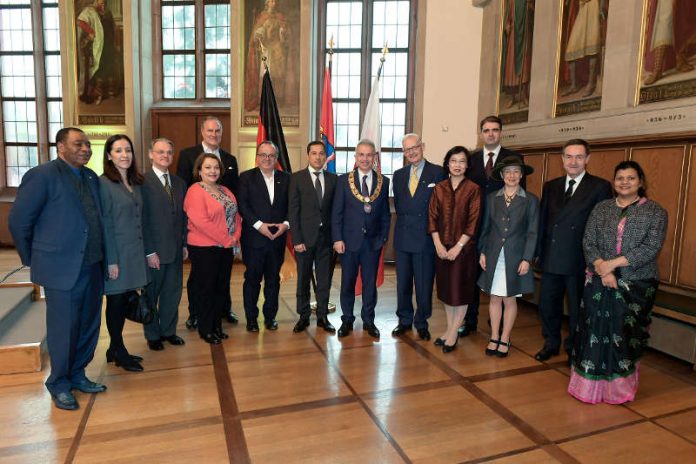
{"left": 567, "top": 363, "right": 641, "bottom": 405}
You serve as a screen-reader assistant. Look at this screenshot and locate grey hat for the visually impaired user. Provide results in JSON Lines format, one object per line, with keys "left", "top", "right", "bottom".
{"left": 491, "top": 156, "right": 534, "bottom": 180}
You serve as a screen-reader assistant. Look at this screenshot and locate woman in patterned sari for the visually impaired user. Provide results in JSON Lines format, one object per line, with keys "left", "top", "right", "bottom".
{"left": 568, "top": 160, "right": 667, "bottom": 404}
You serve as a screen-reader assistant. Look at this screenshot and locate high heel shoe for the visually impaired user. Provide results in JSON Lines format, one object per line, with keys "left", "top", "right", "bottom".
{"left": 106, "top": 349, "right": 143, "bottom": 363}
{"left": 485, "top": 339, "right": 500, "bottom": 356}
{"left": 434, "top": 338, "right": 446, "bottom": 346}
{"left": 496, "top": 340, "right": 511, "bottom": 358}
{"left": 113, "top": 354, "right": 144, "bottom": 372}
{"left": 442, "top": 334, "right": 459, "bottom": 353}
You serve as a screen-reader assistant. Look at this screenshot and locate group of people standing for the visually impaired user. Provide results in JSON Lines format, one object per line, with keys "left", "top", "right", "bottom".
{"left": 8, "top": 113, "right": 666, "bottom": 411}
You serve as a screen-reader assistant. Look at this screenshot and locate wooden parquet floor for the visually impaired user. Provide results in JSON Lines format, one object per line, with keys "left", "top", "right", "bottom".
{"left": 1, "top": 249, "right": 696, "bottom": 463}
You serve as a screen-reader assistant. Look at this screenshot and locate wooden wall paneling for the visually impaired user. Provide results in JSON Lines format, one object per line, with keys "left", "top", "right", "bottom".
{"left": 586, "top": 148, "right": 627, "bottom": 183}
{"left": 546, "top": 152, "right": 565, "bottom": 182}
{"left": 677, "top": 145, "right": 696, "bottom": 289}
{"left": 152, "top": 113, "right": 198, "bottom": 172}
{"left": 522, "top": 152, "right": 544, "bottom": 198}
{"left": 630, "top": 145, "right": 687, "bottom": 284}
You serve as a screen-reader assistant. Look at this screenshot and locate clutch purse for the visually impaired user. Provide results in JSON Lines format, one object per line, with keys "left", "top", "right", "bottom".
{"left": 125, "top": 288, "right": 156, "bottom": 325}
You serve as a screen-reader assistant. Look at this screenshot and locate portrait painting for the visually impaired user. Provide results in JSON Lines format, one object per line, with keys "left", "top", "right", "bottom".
{"left": 243, "top": 0, "right": 300, "bottom": 127}
{"left": 555, "top": 0, "right": 609, "bottom": 117}
{"left": 74, "top": 0, "right": 125, "bottom": 125}
{"left": 639, "top": 0, "right": 696, "bottom": 104}
{"left": 498, "top": 0, "right": 535, "bottom": 125}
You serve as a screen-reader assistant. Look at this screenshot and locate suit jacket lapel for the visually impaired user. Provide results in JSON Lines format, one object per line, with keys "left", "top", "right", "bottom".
{"left": 56, "top": 160, "right": 89, "bottom": 213}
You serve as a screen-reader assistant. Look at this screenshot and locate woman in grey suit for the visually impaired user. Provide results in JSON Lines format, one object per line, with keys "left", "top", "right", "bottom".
{"left": 100, "top": 134, "right": 149, "bottom": 372}
{"left": 478, "top": 156, "right": 538, "bottom": 358}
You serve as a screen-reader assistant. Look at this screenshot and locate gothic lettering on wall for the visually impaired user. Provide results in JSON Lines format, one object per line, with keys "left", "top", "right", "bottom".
{"left": 555, "top": 0, "right": 609, "bottom": 117}
{"left": 75, "top": 0, "right": 125, "bottom": 125}
{"left": 640, "top": 0, "right": 696, "bottom": 105}
{"left": 498, "top": 0, "right": 535, "bottom": 125}
{"left": 243, "top": 0, "right": 300, "bottom": 127}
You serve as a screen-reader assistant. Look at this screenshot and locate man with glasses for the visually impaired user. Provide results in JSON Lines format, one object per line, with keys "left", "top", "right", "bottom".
{"left": 391, "top": 134, "right": 445, "bottom": 341}
{"left": 237, "top": 141, "right": 291, "bottom": 332}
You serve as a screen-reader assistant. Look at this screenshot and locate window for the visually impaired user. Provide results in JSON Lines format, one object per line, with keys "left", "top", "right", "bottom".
{"left": 0, "top": 0, "right": 62, "bottom": 187}
{"left": 320, "top": 0, "right": 415, "bottom": 180}
{"left": 160, "top": 0, "right": 231, "bottom": 100}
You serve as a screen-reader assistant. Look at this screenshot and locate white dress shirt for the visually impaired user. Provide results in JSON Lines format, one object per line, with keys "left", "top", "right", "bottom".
{"left": 565, "top": 170, "right": 587, "bottom": 196}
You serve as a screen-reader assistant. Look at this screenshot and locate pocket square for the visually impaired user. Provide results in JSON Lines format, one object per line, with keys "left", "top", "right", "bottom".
{"left": 427, "top": 183, "right": 436, "bottom": 187}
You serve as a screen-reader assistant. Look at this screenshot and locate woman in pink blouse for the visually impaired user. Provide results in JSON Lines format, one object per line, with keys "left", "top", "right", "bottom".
{"left": 184, "top": 153, "right": 242, "bottom": 344}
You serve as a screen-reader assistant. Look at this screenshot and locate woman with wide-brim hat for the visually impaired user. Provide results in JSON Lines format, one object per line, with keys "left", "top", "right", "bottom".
{"left": 477, "top": 155, "right": 539, "bottom": 357}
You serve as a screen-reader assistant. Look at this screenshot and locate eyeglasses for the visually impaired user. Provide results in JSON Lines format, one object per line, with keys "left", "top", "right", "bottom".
{"left": 256, "top": 153, "right": 277, "bottom": 159}
{"left": 403, "top": 143, "right": 422, "bottom": 153}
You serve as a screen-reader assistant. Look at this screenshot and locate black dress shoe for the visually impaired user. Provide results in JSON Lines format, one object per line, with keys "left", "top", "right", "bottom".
{"left": 316, "top": 316, "right": 336, "bottom": 333}
{"left": 51, "top": 391, "right": 79, "bottom": 410}
{"left": 434, "top": 337, "right": 445, "bottom": 346}
{"left": 185, "top": 316, "right": 198, "bottom": 330}
{"left": 265, "top": 319, "right": 279, "bottom": 331}
{"left": 496, "top": 340, "right": 512, "bottom": 358}
{"left": 71, "top": 380, "right": 107, "bottom": 393}
{"left": 337, "top": 322, "right": 353, "bottom": 337}
{"left": 391, "top": 324, "right": 412, "bottom": 336}
{"left": 417, "top": 328, "right": 431, "bottom": 341}
{"left": 201, "top": 333, "right": 222, "bottom": 344}
{"left": 363, "top": 323, "right": 380, "bottom": 338}
{"left": 225, "top": 310, "right": 240, "bottom": 324}
{"left": 214, "top": 328, "right": 229, "bottom": 339}
{"left": 162, "top": 335, "right": 186, "bottom": 345}
{"left": 442, "top": 335, "right": 459, "bottom": 353}
{"left": 246, "top": 321, "right": 260, "bottom": 332}
{"left": 485, "top": 339, "right": 500, "bottom": 356}
{"left": 148, "top": 340, "right": 165, "bottom": 351}
{"left": 457, "top": 325, "right": 476, "bottom": 337}
{"left": 534, "top": 347, "right": 560, "bottom": 361}
{"left": 293, "top": 317, "right": 310, "bottom": 333}
{"left": 106, "top": 349, "right": 143, "bottom": 363}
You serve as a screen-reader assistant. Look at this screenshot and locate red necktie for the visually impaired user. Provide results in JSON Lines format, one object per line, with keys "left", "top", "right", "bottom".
{"left": 485, "top": 153, "right": 494, "bottom": 178}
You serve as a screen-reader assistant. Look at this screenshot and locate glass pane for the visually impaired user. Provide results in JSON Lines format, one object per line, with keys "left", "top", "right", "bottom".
{"left": 205, "top": 4, "right": 230, "bottom": 49}
{"left": 44, "top": 55, "right": 62, "bottom": 98}
{"left": 204, "top": 53, "right": 230, "bottom": 98}
{"left": 331, "top": 52, "right": 360, "bottom": 99}
{"left": 42, "top": 6, "right": 60, "bottom": 51}
{"left": 161, "top": 5, "right": 195, "bottom": 51}
{"left": 5, "top": 145, "right": 38, "bottom": 187}
{"left": 373, "top": 1, "right": 410, "bottom": 48}
{"left": 326, "top": 1, "right": 362, "bottom": 49}
{"left": 372, "top": 52, "right": 407, "bottom": 99}
{"left": 0, "top": 7, "right": 33, "bottom": 52}
{"left": 162, "top": 53, "right": 195, "bottom": 98}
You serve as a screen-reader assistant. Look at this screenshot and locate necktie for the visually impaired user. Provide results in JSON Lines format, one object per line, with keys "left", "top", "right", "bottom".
{"left": 564, "top": 179, "right": 576, "bottom": 203}
{"left": 163, "top": 173, "right": 173, "bottom": 201}
{"left": 361, "top": 175, "right": 369, "bottom": 197}
{"left": 409, "top": 167, "right": 418, "bottom": 196}
{"left": 314, "top": 171, "right": 323, "bottom": 205}
{"left": 485, "top": 153, "right": 494, "bottom": 178}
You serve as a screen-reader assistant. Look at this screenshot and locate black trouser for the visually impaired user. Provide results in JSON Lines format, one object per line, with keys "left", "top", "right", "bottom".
{"left": 242, "top": 241, "right": 285, "bottom": 323}
{"left": 538, "top": 271, "right": 584, "bottom": 353}
{"left": 295, "top": 229, "right": 332, "bottom": 318}
{"left": 187, "top": 245, "right": 235, "bottom": 336}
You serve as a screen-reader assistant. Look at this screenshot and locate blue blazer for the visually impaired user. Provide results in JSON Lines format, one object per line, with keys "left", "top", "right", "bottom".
{"left": 331, "top": 170, "right": 391, "bottom": 252}
{"left": 392, "top": 160, "right": 445, "bottom": 253}
{"left": 9, "top": 159, "right": 102, "bottom": 291}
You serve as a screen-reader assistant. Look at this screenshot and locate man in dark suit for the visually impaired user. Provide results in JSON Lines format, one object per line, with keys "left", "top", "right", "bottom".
{"left": 9, "top": 127, "right": 106, "bottom": 410}
{"left": 332, "top": 139, "right": 391, "bottom": 338}
{"left": 176, "top": 116, "right": 240, "bottom": 328}
{"left": 391, "top": 134, "right": 445, "bottom": 341}
{"left": 237, "top": 141, "right": 291, "bottom": 332}
{"left": 535, "top": 138, "right": 612, "bottom": 362}
{"left": 461, "top": 115, "right": 525, "bottom": 336}
{"left": 142, "top": 138, "right": 187, "bottom": 351}
{"left": 288, "top": 140, "right": 337, "bottom": 333}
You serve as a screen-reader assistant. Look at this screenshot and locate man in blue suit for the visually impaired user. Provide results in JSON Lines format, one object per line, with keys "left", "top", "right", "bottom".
{"left": 9, "top": 127, "right": 106, "bottom": 411}
{"left": 332, "top": 139, "right": 391, "bottom": 338}
{"left": 391, "top": 134, "right": 445, "bottom": 341}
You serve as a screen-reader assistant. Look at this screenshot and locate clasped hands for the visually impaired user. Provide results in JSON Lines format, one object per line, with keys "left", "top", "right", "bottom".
{"left": 594, "top": 258, "right": 618, "bottom": 289}
{"left": 258, "top": 222, "right": 288, "bottom": 240}
{"left": 435, "top": 243, "right": 461, "bottom": 262}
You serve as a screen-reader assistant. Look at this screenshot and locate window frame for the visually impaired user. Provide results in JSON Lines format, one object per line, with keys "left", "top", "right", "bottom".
{"left": 0, "top": 0, "right": 61, "bottom": 190}
{"left": 315, "top": 0, "right": 418, "bottom": 178}
{"left": 154, "top": 0, "right": 231, "bottom": 102}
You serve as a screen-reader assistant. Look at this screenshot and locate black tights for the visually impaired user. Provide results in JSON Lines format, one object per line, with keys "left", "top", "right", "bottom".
{"left": 106, "top": 292, "right": 129, "bottom": 355}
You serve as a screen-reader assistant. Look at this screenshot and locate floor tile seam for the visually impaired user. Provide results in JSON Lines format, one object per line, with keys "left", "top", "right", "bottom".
{"left": 77, "top": 415, "right": 223, "bottom": 445}
{"left": 553, "top": 418, "right": 647, "bottom": 445}
{"left": 649, "top": 416, "right": 696, "bottom": 447}
{"left": 649, "top": 403, "right": 696, "bottom": 421}
{"left": 225, "top": 347, "right": 323, "bottom": 364}
{"left": 399, "top": 335, "right": 553, "bottom": 446}
{"left": 539, "top": 443, "right": 584, "bottom": 464}
{"left": 457, "top": 444, "right": 541, "bottom": 463}
{"left": 305, "top": 332, "right": 414, "bottom": 464}
{"left": 63, "top": 364, "right": 106, "bottom": 463}
{"left": 210, "top": 343, "right": 252, "bottom": 464}
{"left": 100, "top": 361, "right": 214, "bottom": 379}
{"left": 237, "top": 395, "right": 358, "bottom": 421}
{"left": 467, "top": 364, "right": 552, "bottom": 383}
{"left": 360, "top": 379, "right": 458, "bottom": 400}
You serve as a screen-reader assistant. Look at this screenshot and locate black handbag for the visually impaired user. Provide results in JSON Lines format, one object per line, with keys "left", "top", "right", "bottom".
{"left": 125, "top": 289, "right": 156, "bottom": 325}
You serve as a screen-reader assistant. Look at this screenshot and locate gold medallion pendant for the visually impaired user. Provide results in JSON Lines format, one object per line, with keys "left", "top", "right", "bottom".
{"left": 348, "top": 170, "right": 383, "bottom": 214}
